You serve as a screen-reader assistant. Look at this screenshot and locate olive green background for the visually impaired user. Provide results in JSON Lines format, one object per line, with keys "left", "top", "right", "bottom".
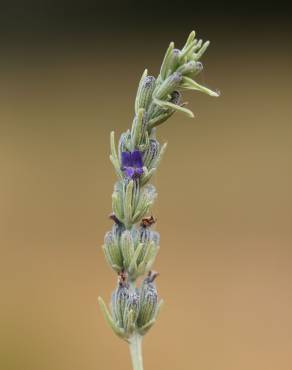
{"left": 1, "top": 3, "right": 292, "bottom": 370}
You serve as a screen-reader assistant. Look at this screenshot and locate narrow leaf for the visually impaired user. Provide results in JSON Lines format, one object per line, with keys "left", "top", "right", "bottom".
{"left": 98, "top": 297, "right": 126, "bottom": 339}
{"left": 131, "top": 108, "right": 145, "bottom": 150}
{"left": 124, "top": 180, "right": 134, "bottom": 227}
{"left": 128, "top": 243, "right": 144, "bottom": 275}
{"left": 179, "top": 40, "right": 197, "bottom": 61}
{"left": 110, "top": 132, "right": 123, "bottom": 177}
{"left": 147, "top": 111, "right": 174, "bottom": 130}
{"left": 138, "top": 300, "right": 164, "bottom": 335}
{"left": 182, "top": 30, "right": 196, "bottom": 52}
{"left": 154, "top": 98, "right": 194, "bottom": 118}
{"left": 135, "top": 69, "right": 148, "bottom": 114}
{"left": 159, "top": 42, "right": 174, "bottom": 80}
{"left": 194, "top": 40, "right": 210, "bottom": 60}
{"left": 181, "top": 76, "right": 219, "bottom": 97}
{"left": 121, "top": 231, "right": 135, "bottom": 269}
{"left": 140, "top": 167, "right": 156, "bottom": 186}
{"left": 154, "top": 142, "right": 167, "bottom": 169}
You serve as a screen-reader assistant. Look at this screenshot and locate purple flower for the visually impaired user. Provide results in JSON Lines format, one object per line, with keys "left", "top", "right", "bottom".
{"left": 121, "top": 150, "right": 144, "bottom": 179}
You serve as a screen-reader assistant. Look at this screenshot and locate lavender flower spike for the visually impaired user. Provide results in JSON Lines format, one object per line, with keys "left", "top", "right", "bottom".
{"left": 121, "top": 150, "right": 144, "bottom": 179}
{"left": 98, "top": 30, "right": 218, "bottom": 370}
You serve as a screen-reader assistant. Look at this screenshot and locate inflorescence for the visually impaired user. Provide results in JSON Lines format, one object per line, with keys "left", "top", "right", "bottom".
{"left": 98, "top": 30, "right": 218, "bottom": 346}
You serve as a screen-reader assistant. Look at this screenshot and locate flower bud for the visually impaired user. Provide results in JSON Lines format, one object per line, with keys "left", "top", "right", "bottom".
{"left": 159, "top": 41, "right": 174, "bottom": 80}
{"left": 112, "top": 181, "right": 124, "bottom": 222}
{"left": 134, "top": 226, "right": 160, "bottom": 271}
{"left": 154, "top": 72, "right": 182, "bottom": 100}
{"left": 176, "top": 60, "right": 203, "bottom": 76}
{"left": 147, "top": 109, "right": 175, "bottom": 130}
{"left": 123, "top": 180, "right": 134, "bottom": 228}
{"left": 111, "top": 283, "right": 130, "bottom": 327}
{"left": 169, "top": 90, "right": 181, "bottom": 105}
{"left": 131, "top": 109, "right": 146, "bottom": 150}
{"left": 111, "top": 284, "right": 141, "bottom": 336}
{"left": 193, "top": 40, "right": 210, "bottom": 60}
{"left": 103, "top": 228, "right": 123, "bottom": 272}
{"left": 135, "top": 76, "right": 156, "bottom": 111}
{"left": 123, "top": 291, "right": 140, "bottom": 333}
{"left": 139, "top": 226, "right": 151, "bottom": 244}
{"left": 112, "top": 222, "right": 125, "bottom": 240}
{"left": 137, "top": 276, "right": 158, "bottom": 328}
{"left": 131, "top": 184, "right": 157, "bottom": 224}
{"left": 144, "top": 244, "right": 159, "bottom": 272}
{"left": 142, "top": 139, "right": 160, "bottom": 169}
{"left": 139, "top": 226, "right": 160, "bottom": 246}
{"left": 120, "top": 230, "right": 135, "bottom": 269}
{"left": 150, "top": 230, "right": 160, "bottom": 246}
{"left": 118, "top": 130, "right": 131, "bottom": 158}
{"left": 166, "top": 48, "right": 180, "bottom": 76}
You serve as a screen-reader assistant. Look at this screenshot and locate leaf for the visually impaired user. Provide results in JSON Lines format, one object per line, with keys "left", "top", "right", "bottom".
{"left": 110, "top": 131, "right": 118, "bottom": 161}
{"left": 145, "top": 245, "right": 160, "bottom": 272}
{"left": 194, "top": 40, "right": 210, "bottom": 60}
{"left": 98, "top": 297, "right": 126, "bottom": 339}
{"left": 132, "top": 185, "right": 157, "bottom": 223}
{"left": 131, "top": 108, "right": 145, "bottom": 150}
{"left": 121, "top": 231, "right": 135, "bottom": 269}
{"left": 179, "top": 39, "right": 197, "bottom": 61}
{"left": 147, "top": 111, "right": 175, "bottom": 130}
{"left": 154, "top": 98, "right": 194, "bottom": 118}
{"left": 138, "top": 300, "right": 164, "bottom": 335}
{"left": 192, "top": 39, "right": 203, "bottom": 53}
{"left": 154, "top": 142, "right": 167, "bottom": 169}
{"left": 124, "top": 309, "right": 136, "bottom": 334}
{"left": 112, "top": 191, "right": 124, "bottom": 222}
{"left": 181, "top": 30, "right": 196, "bottom": 52}
{"left": 102, "top": 245, "right": 121, "bottom": 272}
{"left": 181, "top": 76, "right": 219, "bottom": 97}
{"left": 138, "top": 318, "right": 156, "bottom": 335}
{"left": 109, "top": 155, "right": 121, "bottom": 177}
{"left": 135, "top": 69, "right": 148, "bottom": 114}
{"left": 159, "top": 41, "right": 174, "bottom": 80}
{"left": 154, "top": 299, "right": 164, "bottom": 320}
{"left": 110, "top": 132, "right": 123, "bottom": 177}
{"left": 129, "top": 243, "right": 144, "bottom": 275}
{"left": 124, "top": 180, "right": 134, "bottom": 227}
{"left": 140, "top": 168, "right": 156, "bottom": 186}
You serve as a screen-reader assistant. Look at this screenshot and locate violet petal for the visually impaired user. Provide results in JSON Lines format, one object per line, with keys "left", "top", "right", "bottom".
{"left": 121, "top": 151, "right": 132, "bottom": 168}
{"left": 135, "top": 168, "right": 144, "bottom": 177}
{"left": 131, "top": 150, "right": 143, "bottom": 168}
{"left": 124, "top": 167, "right": 135, "bottom": 178}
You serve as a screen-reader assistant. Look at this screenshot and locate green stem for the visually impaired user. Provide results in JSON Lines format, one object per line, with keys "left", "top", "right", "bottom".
{"left": 129, "top": 333, "right": 144, "bottom": 370}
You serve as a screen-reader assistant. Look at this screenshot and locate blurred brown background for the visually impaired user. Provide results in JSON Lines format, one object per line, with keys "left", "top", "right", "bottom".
{"left": 1, "top": 1, "right": 292, "bottom": 370}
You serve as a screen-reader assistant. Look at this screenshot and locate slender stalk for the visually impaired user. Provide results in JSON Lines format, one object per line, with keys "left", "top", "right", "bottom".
{"left": 129, "top": 334, "right": 144, "bottom": 370}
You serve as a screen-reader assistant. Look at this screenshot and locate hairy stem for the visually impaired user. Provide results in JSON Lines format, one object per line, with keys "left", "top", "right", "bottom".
{"left": 129, "top": 333, "right": 144, "bottom": 370}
